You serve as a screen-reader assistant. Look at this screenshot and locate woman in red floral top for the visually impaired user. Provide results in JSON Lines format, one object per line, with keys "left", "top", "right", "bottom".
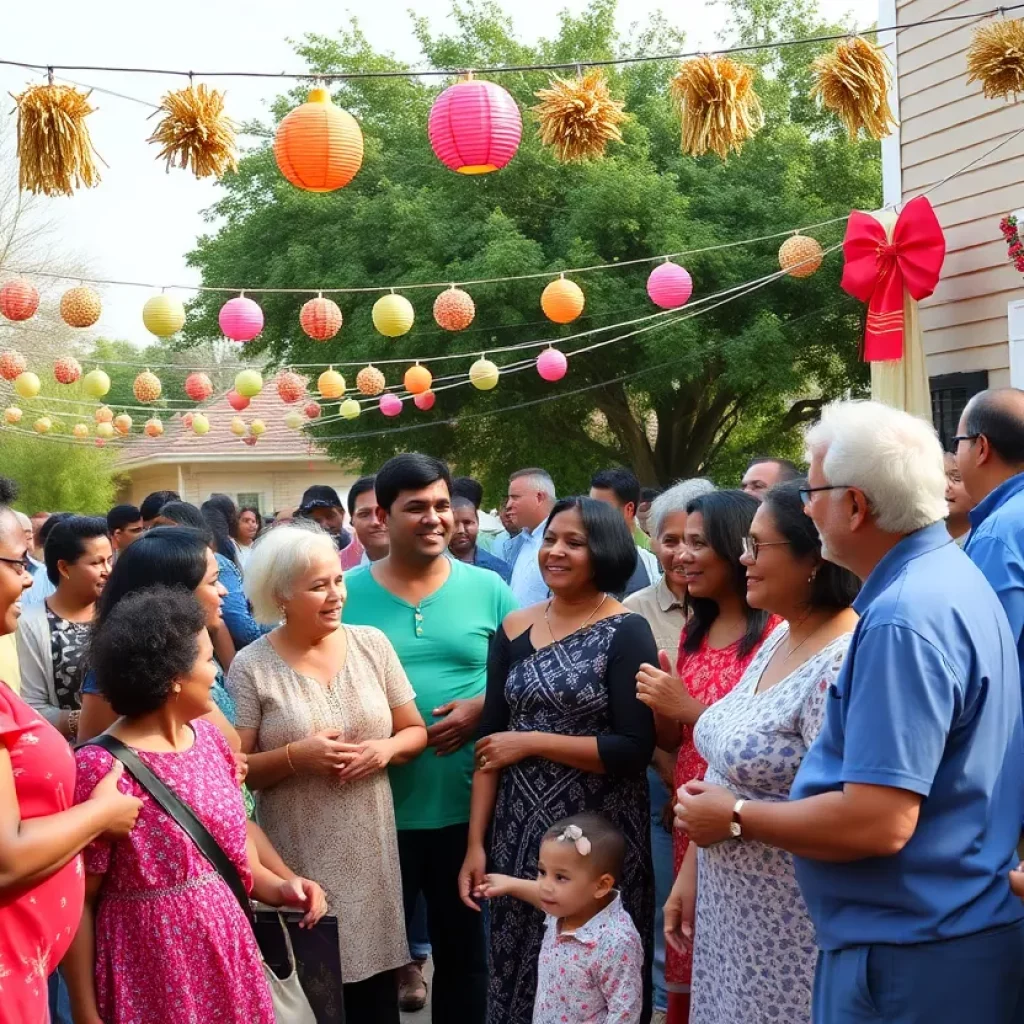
{"left": 637, "top": 490, "right": 779, "bottom": 1024}
{"left": 0, "top": 477, "right": 142, "bottom": 1024}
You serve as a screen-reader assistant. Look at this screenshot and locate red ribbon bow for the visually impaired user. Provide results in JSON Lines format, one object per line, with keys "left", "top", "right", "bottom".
{"left": 840, "top": 195, "right": 946, "bottom": 362}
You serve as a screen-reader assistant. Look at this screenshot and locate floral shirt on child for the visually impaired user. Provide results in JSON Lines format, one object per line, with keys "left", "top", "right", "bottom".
{"left": 533, "top": 894, "right": 643, "bottom": 1024}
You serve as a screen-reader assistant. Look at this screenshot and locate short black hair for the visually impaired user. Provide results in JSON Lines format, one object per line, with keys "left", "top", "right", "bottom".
{"left": 746, "top": 457, "right": 801, "bottom": 481}
{"left": 346, "top": 475, "right": 377, "bottom": 518}
{"left": 590, "top": 468, "right": 641, "bottom": 512}
{"left": 154, "top": 501, "right": 214, "bottom": 547}
{"left": 0, "top": 477, "right": 16, "bottom": 507}
{"left": 451, "top": 495, "right": 477, "bottom": 514}
{"left": 640, "top": 487, "right": 663, "bottom": 505}
{"left": 237, "top": 506, "right": 262, "bottom": 540}
{"left": 140, "top": 490, "right": 180, "bottom": 523}
{"left": 106, "top": 504, "right": 141, "bottom": 533}
{"left": 545, "top": 496, "right": 637, "bottom": 595}
{"left": 761, "top": 481, "right": 861, "bottom": 610}
{"left": 39, "top": 512, "right": 74, "bottom": 548}
{"left": 682, "top": 490, "right": 769, "bottom": 658}
{"left": 964, "top": 390, "right": 1024, "bottom": 465}
{"left": 90, "top": 586, "right": 207, "bottom": 717}
{"left": 542, "top": 813, "right": 626, "bottom": 879}
{"left": 98, "top": 527, "right": 210, "bottom": 626}
{"left": 452, "top": 476, "right": 484, "bottom": 509}
{"left": 44, "top": 515, "right": 109, "bottom": 585}
{"left": 375, "top": 454, "right": 452, "bottom": 512}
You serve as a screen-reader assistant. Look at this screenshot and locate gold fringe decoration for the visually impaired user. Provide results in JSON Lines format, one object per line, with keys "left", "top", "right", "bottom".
{"left": 533, "top": 70, "right": 627, "bottom": 162}
{"left": 12, "top": 83, "right": 102, "bottom": 196}
{"left": 669, "top": 56, "right": 763, "bottom": 159}
{"left": 811, "top": 37, "right": 896, "bottom": 140}
{"left": 967, "top": 18, "right": 1024, "bottom": 100}
{"left": 147, "top": 83, "right": 238, "bottom": 179}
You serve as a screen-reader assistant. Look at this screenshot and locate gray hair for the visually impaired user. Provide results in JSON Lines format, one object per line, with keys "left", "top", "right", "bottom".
{"left": 12, "top": 510, "right": 31, "bottom": 531}
{"left": 509, "top": 468, "right": 556, "bottom": 500}
{"left": 243, "top": 520, "right": 339, "bottom": 624}
{"left": 649, "top": 479, "right": 716, "bottom": 537}
{"left": 805, "top": 400, "right": 947, "bottom": 534}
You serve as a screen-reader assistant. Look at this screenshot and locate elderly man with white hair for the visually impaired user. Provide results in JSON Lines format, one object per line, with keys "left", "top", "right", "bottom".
{"left": 675, "top": 400, "right": 1024, "bottom": 1024}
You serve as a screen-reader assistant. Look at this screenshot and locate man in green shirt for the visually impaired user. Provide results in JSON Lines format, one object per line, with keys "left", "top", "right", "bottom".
{"left": 344, "top": 454, "right": 516, "bottom": 1023}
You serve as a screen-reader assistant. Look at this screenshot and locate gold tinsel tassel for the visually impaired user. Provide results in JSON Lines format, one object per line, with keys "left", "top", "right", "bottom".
{"left": 147, "top": 83, "right": 238, "bottom": 179}
{"left": 967, "top": 18, "right": 1024, "bottom": 100}
{"left": 811, "top": 37, "right": 896, "bottom": 140}
{"left": 533, "top": 70, "right": 627, "bottom": 163}
{"left": 12, "top": 83, "right": 102, "bottom": 196}
{"left": 670, "top": 56, "right": 763, "bottom": 159}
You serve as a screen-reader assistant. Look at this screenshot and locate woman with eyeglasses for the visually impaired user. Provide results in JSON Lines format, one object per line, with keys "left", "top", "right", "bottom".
{"left": 634, "top": 489, "right": 779, "bottom": 1023}
{"left": 661, "top": 481, "right": 859, "bottom": 1024}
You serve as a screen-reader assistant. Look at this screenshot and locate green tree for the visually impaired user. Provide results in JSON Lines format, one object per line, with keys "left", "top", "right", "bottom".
{"left": 184, "top": 0, "right": 877, "bottom": 494}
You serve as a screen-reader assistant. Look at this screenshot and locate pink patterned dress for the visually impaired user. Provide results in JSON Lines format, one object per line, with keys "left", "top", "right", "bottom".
{"left": 73, "top": 718, "right": 274, "bottom": 1024}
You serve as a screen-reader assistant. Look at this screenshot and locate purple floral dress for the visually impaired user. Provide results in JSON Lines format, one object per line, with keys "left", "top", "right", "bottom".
{"left": 74, "top": 719, "right": 273, "bottom": 1024}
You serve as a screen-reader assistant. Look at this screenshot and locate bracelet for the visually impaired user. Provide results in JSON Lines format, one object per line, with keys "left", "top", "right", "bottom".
{"left": 285, "top": 743, "right": 296, "bottom": 774}
{"left": 67, "top": 709, "right": 81, "bottom": 740}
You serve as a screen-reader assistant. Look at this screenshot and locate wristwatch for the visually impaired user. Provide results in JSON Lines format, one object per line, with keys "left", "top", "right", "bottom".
{"left": 729, "top": 799, "right": 746, "bottom": 840}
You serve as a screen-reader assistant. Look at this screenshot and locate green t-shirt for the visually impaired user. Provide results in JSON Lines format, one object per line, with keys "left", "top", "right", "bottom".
{"left": 343, "top": 558, "right": 517, "bottom": 830}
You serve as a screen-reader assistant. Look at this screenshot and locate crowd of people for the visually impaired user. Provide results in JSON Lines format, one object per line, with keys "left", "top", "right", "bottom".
{"left": 3, "top": 392, "right": 1024, "bottom": 1024}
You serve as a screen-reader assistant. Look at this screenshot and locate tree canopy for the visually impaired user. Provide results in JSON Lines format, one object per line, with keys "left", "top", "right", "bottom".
{"left": 184, "top": 0, "right": 878, "bottom": 495}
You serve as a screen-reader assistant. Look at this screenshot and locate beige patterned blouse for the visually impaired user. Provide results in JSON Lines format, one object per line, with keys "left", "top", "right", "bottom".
{"left": 228, "top": 625, "right": 416, "bottom": 983}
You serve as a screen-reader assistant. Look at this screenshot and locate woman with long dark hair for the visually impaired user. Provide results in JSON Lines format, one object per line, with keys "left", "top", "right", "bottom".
{"left": 635, "top": 489, "right": 780, "bottom": 1023}
{"left": 234, "top": 506, "right": 261, "bottom": 570}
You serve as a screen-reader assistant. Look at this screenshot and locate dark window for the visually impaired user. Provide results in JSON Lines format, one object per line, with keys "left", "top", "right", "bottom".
{"left": 930, "top": 371, "right": 988, "bottom": 451}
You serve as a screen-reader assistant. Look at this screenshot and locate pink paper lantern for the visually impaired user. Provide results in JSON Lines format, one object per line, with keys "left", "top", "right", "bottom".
{"left": 647, "top": 263, "right": 693, "bottom": 309}
{"left": 379, "top": 393, "right": 403, "bottom": 417}
{"left": 226, "top": 390, "right": 250, "bottom": 412}
{"left": 428, "top": 79, "right": 522, "bottom": 175}
{"left": 536, "top": 347, "right": 568, "bottom": 382}
{"left": 219, "top": 296, "right": 264, "bottom": 342}
{"left": 414, "top": 390, "right": 436, "bottom": 411}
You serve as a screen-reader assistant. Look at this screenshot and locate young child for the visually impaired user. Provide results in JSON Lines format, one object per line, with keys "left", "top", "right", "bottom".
{"left": 478, "top": 813, "right": 643, "bottom": 1024}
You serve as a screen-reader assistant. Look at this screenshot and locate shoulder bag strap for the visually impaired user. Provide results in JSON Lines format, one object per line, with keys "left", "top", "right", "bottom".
{"left": 85, "top": 733, "right": 252, "bottom": 918}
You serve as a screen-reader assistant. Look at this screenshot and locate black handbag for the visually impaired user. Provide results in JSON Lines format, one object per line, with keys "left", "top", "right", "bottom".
{"left": 86, "top": 734, "right": 345, "bottom": 1023}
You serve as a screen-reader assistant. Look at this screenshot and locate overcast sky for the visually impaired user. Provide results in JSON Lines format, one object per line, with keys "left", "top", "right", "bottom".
{"left": 1, "top": 0, "right": 877, "bottom": 348}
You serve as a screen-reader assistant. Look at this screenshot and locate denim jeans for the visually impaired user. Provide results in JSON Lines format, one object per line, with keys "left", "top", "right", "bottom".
{"left": 649, "top": 767, "right": 675, "bottom": 1014}
{"left": 408, "top": 892, "right": 432, "bottom": 961}
{"left": 48, "top": 970, "right": 72, "bottom": 1024}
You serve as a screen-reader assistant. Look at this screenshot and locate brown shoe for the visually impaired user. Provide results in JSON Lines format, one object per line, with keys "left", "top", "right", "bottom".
{"left": 397, "top": 960, "right": 428, "bottom": 1012}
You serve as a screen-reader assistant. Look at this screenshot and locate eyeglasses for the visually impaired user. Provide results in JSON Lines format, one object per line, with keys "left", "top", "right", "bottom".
{"left": 798, "top": 485, "right": 849, "bottom": 504}
{"left": 950, "top": 434, "right": 980, "bottom": 450}
{"left": 0, "top": 554, "right": 32, "bottom": 574}
{"left": 742, "top": 536, "right": 790, "bottom": 562}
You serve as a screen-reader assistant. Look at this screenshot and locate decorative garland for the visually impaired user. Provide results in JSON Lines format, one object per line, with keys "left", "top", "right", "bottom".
{"left": 1000, "top": 213, "right": 1024, "bottom": 275}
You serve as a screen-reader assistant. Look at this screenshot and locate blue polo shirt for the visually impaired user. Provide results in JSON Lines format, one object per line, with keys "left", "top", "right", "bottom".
{"left": 791, "top": 522, "right": 1024, "bottom": 950}
{"left": 965, "top": 472, "right": 1024, "bottom": 701}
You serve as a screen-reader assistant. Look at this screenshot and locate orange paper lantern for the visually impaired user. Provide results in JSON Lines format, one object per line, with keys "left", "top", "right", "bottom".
{"left": 60, "top": 286, "right": 102, "bottom": 328}
{"left": 404, "top": 364, "right": 433, "bottom": 395}
{"left": 541, "top": 277, "right": 585, "bottom": 324}
{"left": 300, "top": 295, "right": 343, "bottom": 341}
{"left": 779, "top": 234, "right": 824, "bottom": 278}
{"left": 273, "top": 87, "right": 364, "bottom": 192}
{"left": 433, "top": 288, "right": 476, "bottom": 331}
{"left": 0, "top": 280, "right": 39, "bottom": 321}
{"left": 356, "top": 366, "right": 386, "bottom": 397}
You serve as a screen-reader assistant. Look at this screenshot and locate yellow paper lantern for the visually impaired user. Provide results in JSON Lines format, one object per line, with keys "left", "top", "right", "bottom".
{"left": 192, "top": 413, "right": 210, "bottom": 435}
{"left": 778, "top": 235, "right": 824, "bottom": 278}
{"left": 234, "top": 369, "right": 263, "bottom": 398}
{"left": 72, "top": 423, "right": 89, "bottom": 438}
{"left": 469, "top": 357, "right": 500, "bottom": 391}
{"left": 60, "top": 286, "right": 102, "bottom": 328}
{"left": 340, "top": 398, "right": 362, "bottom": 420}
{"left": 284, "top": 410, "right": 305, "bottom": 430}
{"left": 249, "top": 419, "right": 267, "bottom": 437}
{"left": 14, "top": 372, "right": 40, "bottom": 399}
{"left": 33, "top": 416, "right": 51, "bottom": 434}
{"left": 114, "top": 414, "right": 133, "bottom": 436}
{"left": 541, "top": 277, "right": 585, "bottom": 324}
{"left": 230, "top": 417, "right": 247, "bottom": 437}
{"left": 273, "top": 87, "right": 364, "bottom": 192}
{"left": 4, "top": 407, "right": 22, "bottom": 425}
{"left": 142, "top": 294, "right": 186, "bottom": 337}
{"left": 372, "top": 294, "right": 415, "bottom": 338}
{"left": 404, "top": 364, "right": 433, "bottom": 395}
{"left": 318, "top": 368, "right": 346, "bottom": 399}
{"left": 83, "top": 369, "right": 110, "bottom": 398}
{"left": 95, "top": 421, "right": 115, "bottom": 439}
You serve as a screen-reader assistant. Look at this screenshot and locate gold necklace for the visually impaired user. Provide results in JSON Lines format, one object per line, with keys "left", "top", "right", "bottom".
{"left": 779, "top": 614, "right": 828, "bottom": 665}
{"left": 545, "top": 594, "right": 608, "bottom": 642}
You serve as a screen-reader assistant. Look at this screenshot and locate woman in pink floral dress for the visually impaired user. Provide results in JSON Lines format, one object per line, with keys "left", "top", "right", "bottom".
{"left": 64, "top": 587, "right": 327, "bottom": 1024}
{"left": 636, "top": 490, "right": 779, "bottom": 1024}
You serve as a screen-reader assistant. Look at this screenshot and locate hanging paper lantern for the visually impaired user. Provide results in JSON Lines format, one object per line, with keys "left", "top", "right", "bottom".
{"left": 144, "top": 418, "right": 164, "bottom": 438}
{"left": 380, "top": 394, "right": 403, "bottom": 417}
{"left": 779, "top": 235, "right": 824, "bottom": 279}
{"left": 284, "top": 409, "right": 305, "bottom": 431}
{"left": 372, "top": 294, "right": 415, "bottom": 338}
{"left": 469, "top": 358, "right": 500, "bottom": 391}
{"left": 133, "top": 371, "right": 162, "bottom": 403}
{"left": 318, "top": 368, "right": 346, "bottom": 399}
{"left": 276, "top": 371, "right": 307, "bottom": 404}
{"left": 143, "top": 294, "right": 186, "bottom": 337}
{"left": 356, "top": 366, "right": 386, "bottom": 396}
{"left": 59, "top": 286, "right": 102, "bottom": 328}
{"left": 433, "top": 288, "right": 476, "bottom": 331}
{"left": 537, "top": 347, "right": 568, "bottom": 381}
{"left": 273, "top": 86, "right": 364, "bottom": 192}
{"left": 82, "top": 369, "right": 111, "bottom": 398}
{"left": 304, "top": 401, "right": 322, "bottom": 420}
{"left": 300, "top": 296, "right": 343, "bottom": 341}
{"left": 249, "top": 419, "right": 267, "bottom": 437}
{"left": 95, "top": 421, "right": 115, "bottom": 440}
{"left": 340, "top": 398, "right": 361, "bottom": 420}
{"left": 95, "top": 438, "right": 106, "bottom": 448}
{"left": 182, "top": 412, "right": 194, "bottom": 430}
{"left": 242, "top": 434, "right": 259, "bottom": 447}
{"left": 114, "top": 414, "right": 133, "bottom": 436}
{"left": 94, "top": 406, "right": 113, "bottom": 424}
{"left": 234, "top": 369, "right": 263, "bottom": 398}
{"left": 185, "top": 372, "right": 214, "bottom": 402}
{"left": 647, "top": 262, "right": 694, "bottom": 309}
{"left": 428, "top": 78, "right": 522, "bottom": 174}
{"left": 33, "top": 417, "right": 51, "bottom": 434}
{"left": 226, "top": 389, "right": 251, "bottom": 411}
{"left": 53, "top": 356, "right": 82, "bottom": 385}
{"left": 4, "top": 407, "right": 22, "bottom": 424}
{"left": 230, "top": 417, "right": 247, "bottom": 437}
{"left": 72, "top": 423, "right": 89, "bottom": 439}
{"left": 14, "top": 372, "right": 40, "bottom": 399}
{"left": 0, "top": 281, "right": 39, "bottom": 321}
{"left": 404, "top": 364, "right": 433, "bottom": 395}
{"left": 192, "top": 413, "right": 210, "bottom": 436}
{"left": 219, "top": 295, "right": 264, "bottom": 342}
{"left": 541, "top": 278, "right": 585, "bottom": 324}
{"left": 414, "top": 390, "right": 436, "bottom": 411}
{"left": 0, "top": 350, "right": 26, "bottom": 381}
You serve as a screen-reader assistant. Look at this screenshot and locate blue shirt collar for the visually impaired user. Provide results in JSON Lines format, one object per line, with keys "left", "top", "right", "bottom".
{"left": 968, "top": 471, "right": 1024, "bottom": 533}
{"left": 852, "top": 521, "right": 952, "bottom": 615}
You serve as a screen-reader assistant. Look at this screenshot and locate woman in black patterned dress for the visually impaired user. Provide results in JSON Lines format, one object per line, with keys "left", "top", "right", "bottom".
{"left": 459, "top": 496, "right": 658, "bottom": 1024}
